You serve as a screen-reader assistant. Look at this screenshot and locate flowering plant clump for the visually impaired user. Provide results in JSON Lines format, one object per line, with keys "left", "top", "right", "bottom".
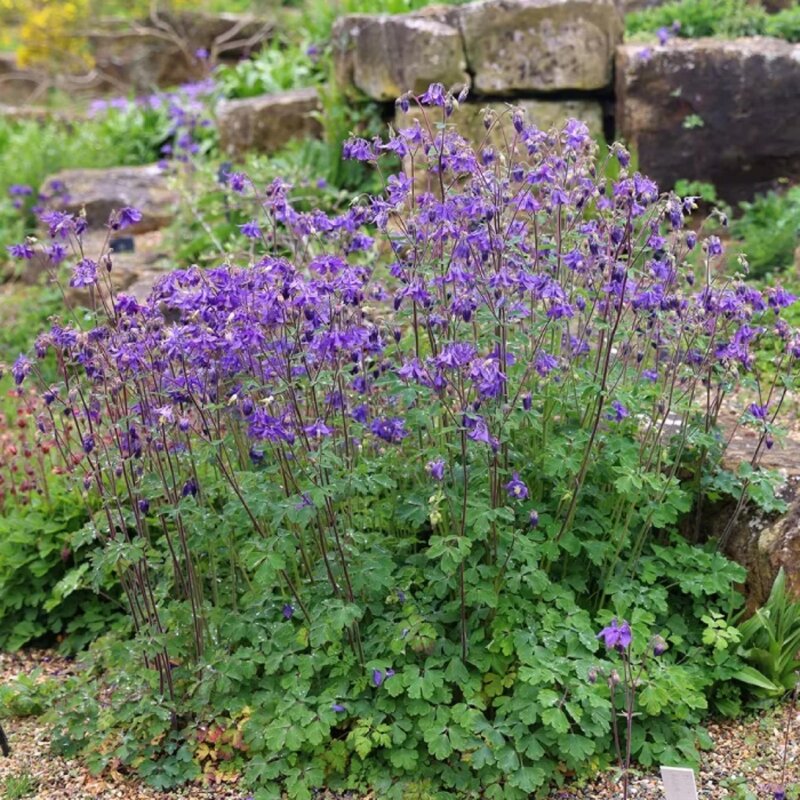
{"left": 8, "top": 84, "right": 796, "bottom": 797}
{"left": 86, "top": 78, "right": 218, "bottom": 166}
{"left": 0, "top": 388, "right": 61, "bottom": 510}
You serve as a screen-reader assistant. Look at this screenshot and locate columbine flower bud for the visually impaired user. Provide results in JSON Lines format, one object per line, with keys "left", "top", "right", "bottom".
{"left": 588, "top": 667, "right": 598, "bottom": 684}
{"left": 608, "top": 670, "right": 621, "bottom": 688}
{"left": 652, "top": 636, "right": 667, "bottom": 656}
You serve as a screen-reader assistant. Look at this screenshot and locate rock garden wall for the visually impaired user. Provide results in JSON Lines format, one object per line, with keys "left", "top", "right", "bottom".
{"left": 327, "top": 0, "right": 800, "bottom": 203}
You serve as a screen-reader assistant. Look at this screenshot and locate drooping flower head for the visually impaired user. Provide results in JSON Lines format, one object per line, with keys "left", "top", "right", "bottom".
{"left": 597, "top": 618, "right": 632, "bottom": 652}
{"left": 426, "top": 458, "right": 445, "bottom": 481}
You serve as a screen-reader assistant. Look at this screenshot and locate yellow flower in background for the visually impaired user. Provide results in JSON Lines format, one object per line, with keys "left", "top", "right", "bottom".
{"left": 3, "top": 0, "right": 189, "bottom": 73}
{"left": 15, "top": 0, "right": 92, "bottom": 70}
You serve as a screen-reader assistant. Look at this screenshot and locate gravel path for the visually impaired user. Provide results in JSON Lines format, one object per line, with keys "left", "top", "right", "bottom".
{"left": 552, "top": 706, "right": 798, "bottom": 799}
{"left": 1, "top": 651, "right": 797, "bottom": 799}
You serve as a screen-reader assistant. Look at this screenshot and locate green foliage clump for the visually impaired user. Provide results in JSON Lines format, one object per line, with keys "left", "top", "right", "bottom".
{"left": 733, "top": 569, "right": 800, "bottom": 701}
{"left": 0, "top": 672, "right": 62, "bottom": 719}
{"left": 625, "top": 0, "right": 788, "bottom": 39}
{"left": 215, "top": 41, "right": 322, "bottom": 99}
{"left": 0, "top": 486, "right": 123, "bottom": 652}
{"left": 47, "top": 538, "right": 745, "bottom": 797}
{"left": 765, "top": 4, "right": 800, "bottom": 41}
{"left": 730, "top": 186, "right": 800, "bottom": 279}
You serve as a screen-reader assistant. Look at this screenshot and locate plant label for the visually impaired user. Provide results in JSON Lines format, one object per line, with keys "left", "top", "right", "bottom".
{"left": 660, "top": 766, "right": 699, "bottom": 800}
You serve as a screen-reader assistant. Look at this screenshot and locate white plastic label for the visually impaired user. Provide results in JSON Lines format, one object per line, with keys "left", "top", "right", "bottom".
{"left": 660, "top": 766, "right": 699, "bottom": 800}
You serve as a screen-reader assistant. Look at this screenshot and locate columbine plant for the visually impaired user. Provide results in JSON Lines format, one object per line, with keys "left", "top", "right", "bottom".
{"left": 596, "top": 619, "right": 668, "bottom": 799}
{"left": 5, "top": 83, "right": 798, "bottom": 796}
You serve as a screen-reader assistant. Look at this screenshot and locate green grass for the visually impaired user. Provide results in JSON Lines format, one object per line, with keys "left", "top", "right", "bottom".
{"left": 625, "top": 0, "right": 800, "bottom": 41}
{"left": 2, "top": 774, "right": 37, "bottom": 800}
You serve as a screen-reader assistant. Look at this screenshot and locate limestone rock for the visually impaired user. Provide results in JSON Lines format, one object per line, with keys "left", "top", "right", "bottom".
{"left": 0, "top": 54, "right": 41, "bottom": 105}
{"left": 160, "top": 11, "right": 273, "bottom": 61}
{"left": 43, "top": 164, "right": 179, "bottom": 233}
{"left": 616, "top": 37, "right": 800, "bottom": 202}
{"left": 721, "top": 477, "right": 800, "bottom": 609}
{"left": 459, "top": 0, "right": 622, "bottom": 94}
{"left": 332, "top": 9, "right": 470, "bottom": 101}
{"left": 217, "top": 87, "right": 323, "bottom": 157}
{"left": 90, "top": 11, "right": 272, "bottom": 90}
{"left": 63, "top": 230, "right": 171, "bottom": 309}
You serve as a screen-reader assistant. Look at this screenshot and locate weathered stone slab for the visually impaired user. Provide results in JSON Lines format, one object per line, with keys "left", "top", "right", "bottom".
{"left": 43, "top": 165, "right": 179, "bottom": 233}
{"left": 0, "top": 54, "right": 41, "bottom": 105}
{"left": 459, "top": 0, "right": 622, "bottom": 94}
{"left": 217, "top": 87, "right": 323, "bottom": 157}
{"left": 616, "top": 37, "right": 800, "bottom": 202}
{"left": 89, "top": 11, "right": 272, "bottom": 90}
{"left": 63, "top": 230, "right": 171, "bottom": 309}
{"left": 687, "top": 398, "right": 800, "bottom": 608}
{"left": 332, "top": 9, "right": 470, "bottom": 101}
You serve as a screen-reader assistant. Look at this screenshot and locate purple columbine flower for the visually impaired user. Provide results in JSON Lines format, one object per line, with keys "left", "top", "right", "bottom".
{"left": 7, "top": 243, "right": 34, "bottom": 259}
{"left": 70, "top": 258, "right": 98, "bottom": 288}
{"left": 773, "top": 787, "right": 786, "bottom": 800}
{"left": 304, "top": 418, "right": 332, "bottom": 438}
{"left": 331, "top": 703, "right": 346, "bottom": 713}
{"left": 505, "top": 472, "right": 528, "bottom": 501}
{"left": 597, "top": 618, "right": 632, "bottom": 652}
{"left": 529, "top": 510, "right": 539, "bottom": 528}
{"left": 748, "top": 403, "right": 768, "bottom": 421}
{"left": 239, "top": 220, "right": 262, "bottom": 239}
{"left": 181, "top": 479, "right": 198, "bottom": 498}
{"left": 282, "top": 603, "right": 294, "bottom": 620}
{"left": 370, "top": 416, "right": 407, "bottom": 444}
{"left": 426, "top": 458, "right": 445, "bottom": 481}
{"left": 113, "top": 206, "right": 142, "bottom": 231}
{"left": 82, "top": 434, "right": 95, "bottom": 454}
{"left": 230, "top": 173, "right": 246, "bottom": 193}
{"left": 652, "top": 636, "right": 667, "bottom": 656}
{"left": 372, "top": 667, "right": 395, "bottom": 687}
{"left": 12, "top": 354, "right": 31, "bottom": 386}
{"left": 419, "top": 82, "right": 445, "bottom": 107}
{"left": 608, "top": 401, "right": 629, "bottom": 422}
{"left": 706, "top": 236, "right": 723, "bottom": 257}
{"left": 138, "top": 498, "right": 150, "bottom": 514}
{"left": 47, "top": 243, "right": 67, "bottom": 264}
